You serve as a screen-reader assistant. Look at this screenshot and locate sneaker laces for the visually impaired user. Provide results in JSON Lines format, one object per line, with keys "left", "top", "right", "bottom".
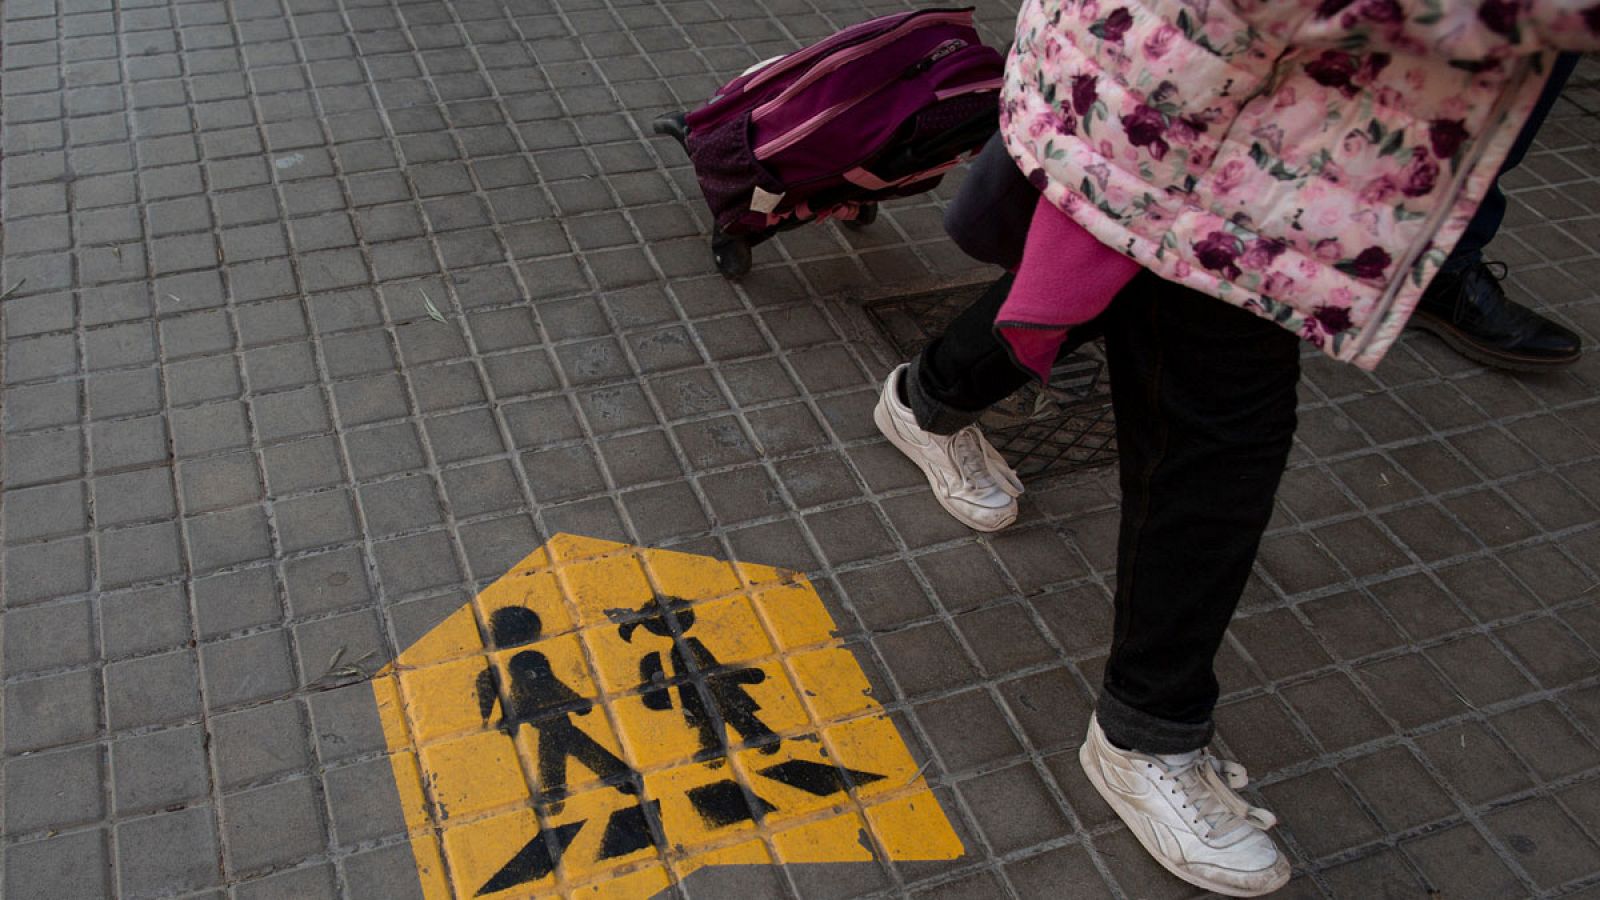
{"left": 1157, "top": 751, "right": 1278, "bottom": 842}
{"left": 948, "top": 426, "right": 1021, "bottom": 498}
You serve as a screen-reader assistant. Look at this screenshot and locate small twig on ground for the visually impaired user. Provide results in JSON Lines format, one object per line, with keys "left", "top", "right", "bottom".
{"left": 322, "top": 650, "right": 379, "bottom": 682}
{"left": 0, "top": 279, "right": 27, "bottom": 301}
{"left": 421, "top": 290, "right": 446, "bottom": 323}
{"left": 1031, "top": 390, "right": 1054, "bottom": 419}
{"left": 903, "top": 758, "right": 935, "bottom": 789}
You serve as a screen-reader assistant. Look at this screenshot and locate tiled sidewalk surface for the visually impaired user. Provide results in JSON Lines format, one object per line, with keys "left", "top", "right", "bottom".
{"left": 2, "top": 0, "right": 1599, "bottom": 895}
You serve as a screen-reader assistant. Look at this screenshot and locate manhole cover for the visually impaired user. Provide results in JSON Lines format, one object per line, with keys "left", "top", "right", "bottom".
{"left": 864, "top": 287, "right": 1117, "bottom": 481}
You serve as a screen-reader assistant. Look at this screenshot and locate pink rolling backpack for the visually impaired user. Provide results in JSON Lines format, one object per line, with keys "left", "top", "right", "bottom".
{"left": 654, "top": 8, "right": 1005, "bottom": 277}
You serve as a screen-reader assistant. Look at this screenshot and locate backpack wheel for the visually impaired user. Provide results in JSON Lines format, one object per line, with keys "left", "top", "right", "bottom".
{"left": 712, "top": 231, "right": 752, "bottom": 278}
{"left": 843, "top": 203, "right": 879, "bottom": 229}
{"left": 652, "top": 112, "right": 690, "bottom": 151}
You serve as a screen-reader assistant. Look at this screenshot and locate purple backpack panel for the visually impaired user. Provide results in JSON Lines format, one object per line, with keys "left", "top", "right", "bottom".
{"left": 683, "top": 8, "right": 1004, "bottom": 238}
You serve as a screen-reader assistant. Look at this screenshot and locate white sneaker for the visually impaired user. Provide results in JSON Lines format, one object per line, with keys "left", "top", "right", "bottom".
{"left": 1079, "top": 714, "right": 1292, "bottom": 897}
{"left": 873, "top": 364, "right": 1022, "bottom": 533}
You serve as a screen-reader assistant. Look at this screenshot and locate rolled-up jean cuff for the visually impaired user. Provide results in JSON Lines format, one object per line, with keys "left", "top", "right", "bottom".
{"left": 1096, "top": 688, "right": 1214, "bottom": 755}
{"left": 906, "top": 354, "right": 985, "bottom": 436}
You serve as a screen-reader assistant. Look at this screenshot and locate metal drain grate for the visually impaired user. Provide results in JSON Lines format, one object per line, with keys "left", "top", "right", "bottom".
{"left": 864, "top": 286, "right": 1118, "bottom": 481}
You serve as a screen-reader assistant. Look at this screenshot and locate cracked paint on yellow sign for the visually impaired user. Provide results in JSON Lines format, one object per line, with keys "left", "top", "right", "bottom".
{"left": 371, "top": 533, "right": 963, "bottom": 899}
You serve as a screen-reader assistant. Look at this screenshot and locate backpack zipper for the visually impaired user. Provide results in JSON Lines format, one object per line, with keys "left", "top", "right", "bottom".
{"left": 754, "top": 44, "right": 996, "bottom": 160}
{"left": 750, "top": 12, "right": 974, "bottom": 122}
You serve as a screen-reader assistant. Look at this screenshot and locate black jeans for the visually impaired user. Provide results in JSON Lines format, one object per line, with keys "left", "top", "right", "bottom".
{"left": 1449, "top": 52, "right": 1581, "bottom": 270}
{"left": 910, "top": 275, "right": 1301, "bottom": 753}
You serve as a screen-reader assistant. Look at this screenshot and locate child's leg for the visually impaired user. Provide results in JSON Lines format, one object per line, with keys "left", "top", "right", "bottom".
{"left": 904, "top": 274, "right": 1031, "bottom": 435}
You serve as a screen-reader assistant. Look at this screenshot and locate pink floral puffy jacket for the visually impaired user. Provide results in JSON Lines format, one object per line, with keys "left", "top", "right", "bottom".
{"left": 1003, "top": 0, "right": 1599, "bottom": 368}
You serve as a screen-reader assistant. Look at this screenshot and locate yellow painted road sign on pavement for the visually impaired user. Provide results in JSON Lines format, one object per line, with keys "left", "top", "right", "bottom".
{"left": 371, "top": 533, "right": 963, "bottom": 898}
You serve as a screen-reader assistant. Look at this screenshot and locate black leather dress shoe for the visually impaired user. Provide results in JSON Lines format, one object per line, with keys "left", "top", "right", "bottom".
{"left": 1409, "top": 261, "right": 1582, "bottom": 371}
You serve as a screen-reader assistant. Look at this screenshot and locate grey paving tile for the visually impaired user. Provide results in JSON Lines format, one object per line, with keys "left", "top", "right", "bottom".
{"left": 1490, "top": 701, "right": 1600, "bottom": 782}
{"left": 211, "top": 700, "right": 313, "bottom": 791}
{"left": 260, "top": 434, "right": 346, "bottom": 496}
{"left": 372, "top": 530, "right": 462, "bottom": 596}
{"left": 274, "top": 488, "right": 360, "bottom": 552}
{"left": 422, "top": 407, "right": 504, "bottom": 463}
{"left": 202, "top": 628, "right": 297, "bottom": 708}
{"left": 112, "top": 724, "right": 209, "bottom": 814}
{"left": 4, "top": 480, "right": 89, "bottom": 543}
{"left": 292, "top": 608, "right": 386, "bottom": 684}
{"left": 178, "top": 451, "right": 264, "bottom": 514}
{"left": 953, "top": 603, "right": 1057, "bottom": 678}
{"left": 1213, "top": 694, "right": 1319, "bottom": 774}
{"left": 193, "top": 566, "right": 279, "bottom": 639}
{"left": 440, "top": 459, "right": 523, "bottom": 518}
{"left": 456, "top": 514, "right": 539, "bottom": 581}
{"left": 1300, "top": 590, "right": 1406, "bottom": 660}
{"left": 357, "top": 475, "right": 445, "bottom": 537}
{"left": 251, "top": 386, "right": 333, "bottom": 444}
{"left": 3, "top": 382, "right": 83, "bottom": 432}
{"left": 1342, "top": 745, "right": 1457, "bottom": 833}
{"left": 105, "top": 649, "right": 202, "bottom": 731}
{"left": 999, "top": 667, "right": 1095, "bottom": 755}
{"left": 4, "top": 668, "right": 100, "bottom": 752}
{"left": 185, "top": 504, "right": 273, "bottom": 572}
{"left": 99, "top": 520, "right": 185, "bottom": 589}
{"left": 86, "top": 369, "right": 163, "bottom": 421}
{"left": 1485, "top": 798, "right": 1600, "bottom": 890}
{"left": 170, "top": 400, "right": 251, "bottom": 457}
{"left": 806, "top": 503, "right": 896, "bottom": 567}
{"left": 6, "top": 333, "right": 80, "bottom": 383}
{"left": 3, "top": 828, "right": 112, "bottom": 900}
{"left": 953, "top": 759, "right": 1068, "bottom": 851}
{"left": 5, "top": 428, "right": 87, "bottom": 490}
{"left": 915, "top": 688, "right": 1023, "bottom": 774}
{"left": 340, "top": 843, "right": 427, "bottom": 900}
{"left": 116, "top": 807, "right": 223, "bottom": 898}
{"left": 622, "top": 481, "right": 711, "bottom": 545}
{"left": 222, "top": 778, "right": 328, "bottom": 875}
{"left": 324, "top": 754, "right": 410, "bottom": 847}
{"left": 101, "top": 584, "right": 190, "bottom": 660}
{"left": 2, "top": 596, "right": 97, "bottom": 676}
{"left": 1404, "top": 823, "right": 1525, "bottom": 899}
{"left": 4, "top": 744, "right": 105, "bottom": 834}
{"left": 345, "top": 422, "right": 426, "bottom": 480}
{"left": 1416, "top": 722, "right": 1537, "bottom": 806}
{"left": 283, "top": 547, "right": 372, "bottom": 619}
{"left": 88, "top": 413, "right": 169, "bottom": 473}
{"left": 1004, "top": 845, "right": 1110, "bottom": 898}
{"left": 307, "top": 681, "right": 389, "bottom": 764}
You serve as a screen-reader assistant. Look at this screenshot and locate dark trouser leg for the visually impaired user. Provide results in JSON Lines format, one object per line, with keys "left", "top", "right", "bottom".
{"left": 1448, "top": 52, "right": 1582, "bottom": 270}
{"left": 943, "top": 133, "right": 1036, "bottom": 271}
{"left": 908, "top": 268, "right": 1301, "bottom": 751}
{"left": 1094, "top": 274, "right": 1302, "bottom": 754}
{"left": 905, "top": 273, "right": 1031, "bottom": 435}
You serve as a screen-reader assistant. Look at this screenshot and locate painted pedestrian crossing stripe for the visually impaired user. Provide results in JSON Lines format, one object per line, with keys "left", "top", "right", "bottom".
{"left": 371, "top": 534, "right": 963, "bottom": 898}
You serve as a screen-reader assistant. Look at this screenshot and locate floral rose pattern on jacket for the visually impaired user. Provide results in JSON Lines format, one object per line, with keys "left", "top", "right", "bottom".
{"left": 1002, "top": 0, "right": 1600, "bottom": 368}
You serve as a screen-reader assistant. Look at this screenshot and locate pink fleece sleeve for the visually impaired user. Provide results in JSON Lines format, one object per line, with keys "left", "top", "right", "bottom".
{"left": 995, "top": 196, "right": 1142, "bottom": 383}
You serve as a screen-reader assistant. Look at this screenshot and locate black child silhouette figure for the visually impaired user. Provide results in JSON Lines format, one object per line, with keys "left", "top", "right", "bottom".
{"left": 614, "top": 596, "right": 779, "bottom": 764}
{"left": 475, "top": 607, "right": 637, "bottom": 812}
